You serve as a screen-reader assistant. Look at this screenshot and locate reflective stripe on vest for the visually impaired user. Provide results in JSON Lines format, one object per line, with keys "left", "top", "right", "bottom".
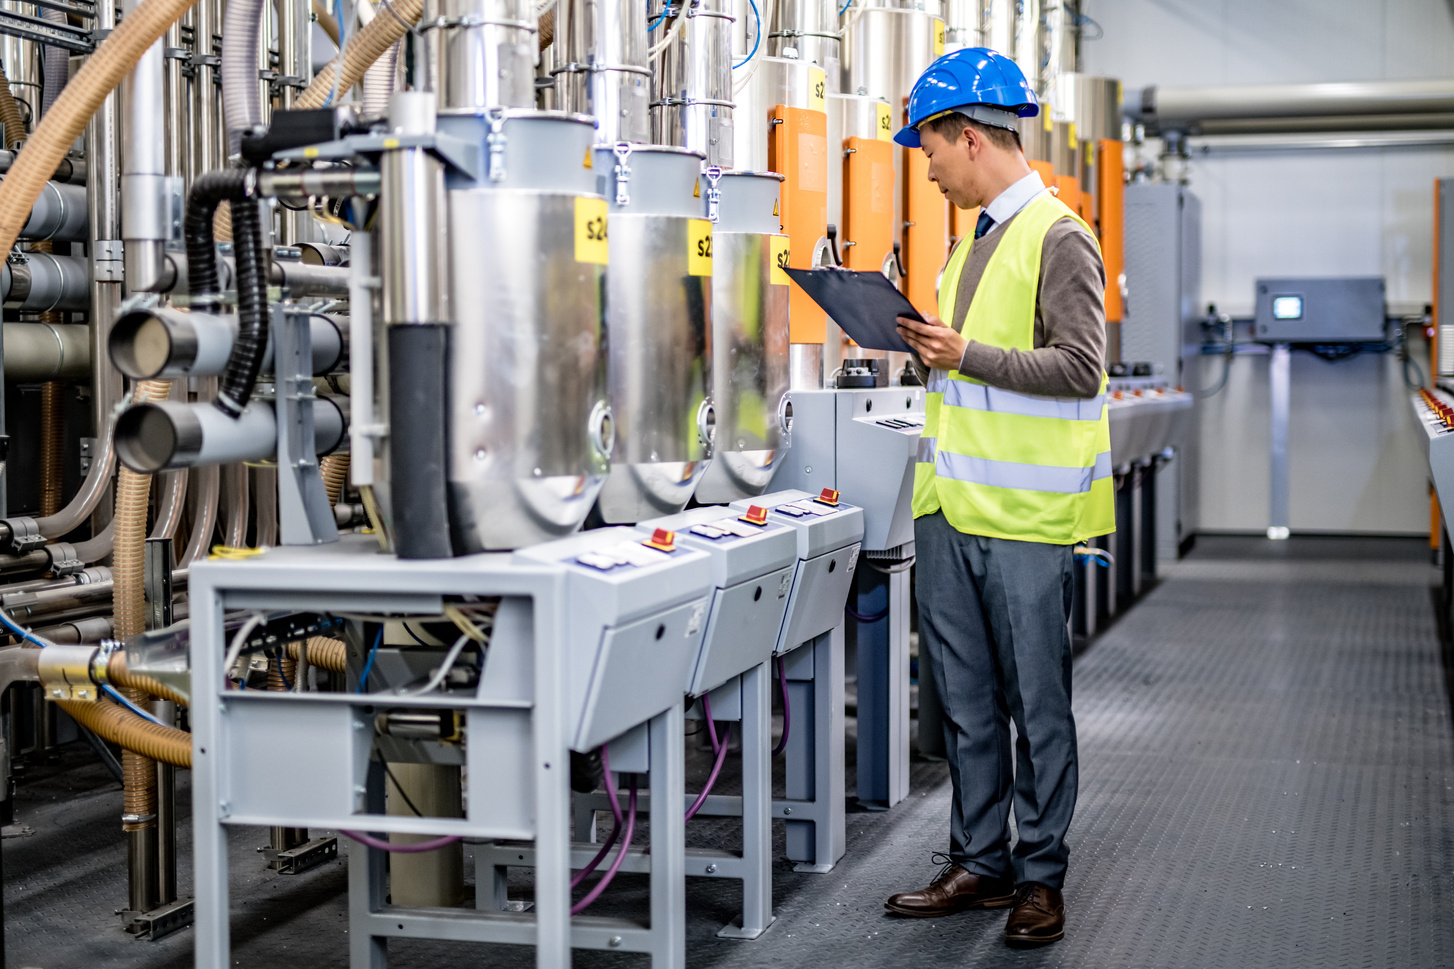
{"left": 936, "top": 449, "right": 1112, "bottom": 494}
{"left": 911, "top": 190, "right": 1116, "bottom": 544}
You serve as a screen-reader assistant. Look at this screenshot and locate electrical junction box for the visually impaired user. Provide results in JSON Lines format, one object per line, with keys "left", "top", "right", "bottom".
{"left": 1253, "top": 276, "right": 1386, "bottom": 343}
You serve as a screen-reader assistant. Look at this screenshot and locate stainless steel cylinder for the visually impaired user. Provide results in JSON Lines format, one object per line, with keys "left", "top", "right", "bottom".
{"left": 1055, "top": 73, "right": 1121, "bottom": 143}
{"left": 115, "top": 397, "right": 346, "bottom": 472}
{"left": 841, "top": 5, "right": 937, "bottom": 105}
{"left": 20, "top": 181, "right": 89, "bottom": 242}
{"left": 423, "top": 0, "right": 537, "bottom": 113}
{"left": 1, "top": 251, "right": 90, "bottom": 312}
{"left": 380, "top": 92, "right": 449, "bottom": 325}
{"left": 694, "top": 170, "right": 791, "bottom": 504}
{"left": 767, "top": 0, "right": 839, "bottom": 83}
{"left": 593, "top": 144, "right": 712, "bottom": 522}
{"left": 942, "top": 0, "right": 981, "bottom": 51}
{"left": 555, "top": 0, "right": 650, "bottom": 144}
{"left": 438, "top": 110, "right": 610, "bottom": 550}
{"left": 980, "top": 0, "right": 1013, "bottom": 54}
{"left": 120, "top": 5, "right": 168, "bottom": 293}
{"left": 653, "top": 0, "right": 734, "bottom": 166}
{"left": 2, "top": 322, "right": 90, "bottom": 380}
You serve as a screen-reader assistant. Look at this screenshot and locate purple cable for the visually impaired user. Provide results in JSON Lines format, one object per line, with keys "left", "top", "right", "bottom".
{"left": 701, "top": 693, "right": 721, "bottom": 751}
{"left": 772, "top": 655, "right": 791, "bottom": 757}
{"left": 571, "top": 776, "right": 638, "bottom": 916}
{"left": 571, "top": 747, "right": 624, "bottom": 888}
{"left": 339, "top": 830, "right": 461, "bottom": 853}
{"left": 846, "top": 602, "right": 889, "bottom": 624}
{"left": 685, "top": 721, "right": 732, "bottom": 822}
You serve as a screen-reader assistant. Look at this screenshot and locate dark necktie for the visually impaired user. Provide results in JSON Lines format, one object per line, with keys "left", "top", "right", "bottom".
{"left": 974, "top": 210, "right": 995, "bottom": 240}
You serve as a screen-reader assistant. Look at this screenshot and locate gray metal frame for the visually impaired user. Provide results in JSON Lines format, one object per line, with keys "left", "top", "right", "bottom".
{"left": 189, "top": 536, "right": 692, "bottom": 969}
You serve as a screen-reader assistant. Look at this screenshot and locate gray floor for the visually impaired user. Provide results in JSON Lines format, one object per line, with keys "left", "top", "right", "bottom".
{"left": 5, "top": 534, "right": 1453, "bottom": 968}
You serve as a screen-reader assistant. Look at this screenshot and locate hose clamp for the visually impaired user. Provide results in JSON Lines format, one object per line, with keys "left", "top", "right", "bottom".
{"left": 703, "top": 165, "right": 723, "bottom": 223}
{"left": 45, "top": 542, "right": 81, "bottom": 577}
{"left": 612, "top": 142, "right": 633, "bottom": 207}
{"left": 2, "top": 516, "right": 45, "bottom": 553}
{"left": 485, "top": 108, "right": 508, "bottom": 182}
{"left": 37, "top": 643, "right": 101, "bottom": 701}
{"left": 121, "top": 813, "right": 157, "bottom": 825}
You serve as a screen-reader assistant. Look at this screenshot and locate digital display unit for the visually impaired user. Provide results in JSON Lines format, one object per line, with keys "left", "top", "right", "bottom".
{"left": 1271, "top": 296, "right": 1303, "bottom": 320}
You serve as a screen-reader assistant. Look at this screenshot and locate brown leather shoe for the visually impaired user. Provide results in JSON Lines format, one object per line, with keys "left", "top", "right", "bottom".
{"left": 1004, "top": 883, "right": 1065, "bottom": 946}
{"left": 884, "top": 855, "right": 1015, "bottom": 918}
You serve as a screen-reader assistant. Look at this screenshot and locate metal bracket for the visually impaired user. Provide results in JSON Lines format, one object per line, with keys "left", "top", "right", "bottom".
{"left": 612, "top": 142, "right": 633, "bottom": 206}
{"left": 486, "top": 107, "right": 508, "bottom": 182}
{"left": 123, "top": 897, "right": 195, "bottom": 941}
{"left": 274, "top": 305, "right": 340, "bottom": 546}
{"left": 703, "top": 165, "right": 723, "bottom": 223}
{"left": 264, "top": 835, "right": 338, "bottom": 874}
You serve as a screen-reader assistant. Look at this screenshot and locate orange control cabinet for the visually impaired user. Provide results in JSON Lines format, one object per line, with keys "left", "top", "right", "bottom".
{"left": 902, "top": 147, "right": 948, "bottom": 315}
{"left": 842, "top": 136, "right": 894, "bottom": 272}
{"left": 770, "top": 104, "right": 829, "bottom": 344}
{"left": 1097, "top": 139, "right": 1124, "bottom": 323}
{"left": 1055, "top": 175, "right": 1081, "bottom": 224}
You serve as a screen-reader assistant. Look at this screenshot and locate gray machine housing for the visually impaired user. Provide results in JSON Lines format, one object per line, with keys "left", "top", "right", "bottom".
{"left": 634, "top": 505, "right": 798, "bottom": 696}
{"left": 1253, "top": 276, "right": 1386, "bottom": 344}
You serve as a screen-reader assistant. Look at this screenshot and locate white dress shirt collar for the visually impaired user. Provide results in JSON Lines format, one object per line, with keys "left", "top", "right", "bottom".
{"left": 981, "top": 170, "right": 1048, "bottom": 236}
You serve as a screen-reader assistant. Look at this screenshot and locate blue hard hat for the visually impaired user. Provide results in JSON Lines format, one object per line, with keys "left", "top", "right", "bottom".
{"left": 894, "top": 48, "right": 1039, "bottom": 148}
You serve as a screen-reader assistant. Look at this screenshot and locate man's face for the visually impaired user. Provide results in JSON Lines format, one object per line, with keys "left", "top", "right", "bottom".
{"left": 920, "top": 124, "right": 986, "bottom": 210}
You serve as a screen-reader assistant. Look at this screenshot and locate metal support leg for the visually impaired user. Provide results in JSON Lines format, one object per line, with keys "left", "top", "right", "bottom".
{"left": 853, "top": 564, "right": 910, "bottom": 809}
{"left": 1269, "top": 343, "right": 1291, "bottom": 540}
{"left": 716, "top": 663, "right": 773, "bottom": 940}
{"left": 191, "top": 590, "right": 230, "bottom": 969}
{"left": 782, "top": 627, "right": 845, "bottom": 871}
{"left": 648, "top": 704, "right": 685, "bottom": 968}
{"left": 348, "top": 775, "right": 389, "bottom": 969}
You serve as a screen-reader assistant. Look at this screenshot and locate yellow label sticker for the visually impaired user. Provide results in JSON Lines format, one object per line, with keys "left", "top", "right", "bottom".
{"left": 575, "top": 197, "right": 609, "bottom": 265}
{"left": 1043, "top": 112, "right": 1053, "bottom": 132}
{"left": 693, "top": 180, "right": 701, "bottom": 198}
{"left": 770, "top": 235, "right": 791, "bottom": 286}
{"left": 809, "top": 66, "right": 827, "bottom": 113}
{"left": 932, "top": 18, "right": 945, "bottom": 56}
{"left": 688, "top": 219, "right": 713, "bottom": 276}
{"left": 303, "top": 146, "right": 320, "bottom": 158}
{"left": 1068, "top": 122, "right": 1077, "bottom": 149}
{"left": 876, "top": 102, "right": 893, "bottom": 141}
{"left": 583, "top": 148, "right": 594, "bottom": 169}
{"left": 382, "top": 138, "right": 400, "bottom": 149}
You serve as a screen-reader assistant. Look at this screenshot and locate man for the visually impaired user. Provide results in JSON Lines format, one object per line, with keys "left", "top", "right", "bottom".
{"left": 882, "top": 48, "right": 1114, "bottom": 948}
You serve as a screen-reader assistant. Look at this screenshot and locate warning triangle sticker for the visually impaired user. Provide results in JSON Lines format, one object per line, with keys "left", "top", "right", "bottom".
{"left": 583, "top": 149, "right": 593, "bottom": 169}
{"left": 693, "top": 181, "right": 701, "bottom": 198}
{"left": 773, "top": 198, "right": 780, "bottom": 216}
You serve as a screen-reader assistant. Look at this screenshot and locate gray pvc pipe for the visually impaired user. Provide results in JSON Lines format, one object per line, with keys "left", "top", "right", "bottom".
{"left": 1, "top": 251, "right": 90, "bottom": 312}
{"left": 109, "top": 306, "right": 345, "bottom": 379}
{"left": 1129, "top": 79, "right": 1454, "bottom": 133}
{"left": 3, "top": 323, "right": 90, "bottom": 380}
{"left": 221, "top": 0, "right": 267, "bottom": 156}
{"left": 115, "top": 397, "right": 347, "bottom": 472}
{"left": 16, "top": 180, "right": 88, "bottom": 242}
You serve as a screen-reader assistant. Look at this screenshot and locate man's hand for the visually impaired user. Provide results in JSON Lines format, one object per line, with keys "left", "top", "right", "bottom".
{"left": 897, "top": 314, "right": 968, "bottom": 371}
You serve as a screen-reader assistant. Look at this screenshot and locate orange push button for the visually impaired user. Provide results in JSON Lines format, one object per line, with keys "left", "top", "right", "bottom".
{"left": 814, "top": 488, "right": 840, "bottom": 507}
{"left": 741, "top": 505, "right": 769, "bottom": 526}
{"left": 642, "top": 528, "right": 676, "bottom": 552}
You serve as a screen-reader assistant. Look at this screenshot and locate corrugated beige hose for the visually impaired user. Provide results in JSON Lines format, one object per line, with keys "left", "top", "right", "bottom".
{"left": 106, "top": 652, "right": 188, "bottom": 707}
{"left": 0, "top": 66, "right": 26, "bottom": 149}
{"left": 320, "top": 453, "right": 350, "bottom": 506}
{"left": 0, "top": 0, "right": 202, "bottom": 255}
{"left": 288, "top": 637, "right": 346, "bottom": 672}
{"left": 312, "top": 0, "right": 341, "bottom": 46}
{"left": 296, "top": 0, "right": 422, "bottom": 110}
{"left": 58, "top": 698, "right": 191, "bottom": 768}
{"left": 113, "top": 379, "right": 172, "bottom": 833}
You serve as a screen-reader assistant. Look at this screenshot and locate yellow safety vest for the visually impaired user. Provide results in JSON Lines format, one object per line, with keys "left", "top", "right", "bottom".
{"left": 911, "top": 191, "right": 1115, "bottom": 544}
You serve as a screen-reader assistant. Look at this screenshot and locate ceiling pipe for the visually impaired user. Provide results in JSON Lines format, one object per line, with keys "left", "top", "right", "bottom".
{"left": 1126, "top": 79, "right": 1454, "bottom": 136}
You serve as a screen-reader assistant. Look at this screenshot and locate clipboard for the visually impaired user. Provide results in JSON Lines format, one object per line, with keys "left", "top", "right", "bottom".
{"left": 782, "top": 266, "right": 925, "bottom": 354}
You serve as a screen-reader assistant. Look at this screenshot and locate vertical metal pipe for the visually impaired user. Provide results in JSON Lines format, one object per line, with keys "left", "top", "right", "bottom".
{"left": 380, "top": 92, "right": 447, "bottom": 326}
{"left": 981, "top": 0, "right": 1013, "bottom": 56}
{"left": 121, "top": 0, "right": 168, "bottom": 292}
{"left": 276, "top": 0, "right": 310, "bottom": 244}
{"left": 1013, "top": 0, "right": 1042, "bottom": 96}
{"left": 191, "top": 0, "right": 220, "bottom": 182}
{"left": 164, "top": 19, "right": 189, "bottom": 190}
{"left": 87, "top": 0, "right": 123, "bottom": 528}
{"left": 559, "top": 0, "right": 649, "bottom": 145}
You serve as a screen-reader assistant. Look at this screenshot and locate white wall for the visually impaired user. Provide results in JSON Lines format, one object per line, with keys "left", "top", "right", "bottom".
{"left": 1082, "top": 0, "right": 1454, "bottom": 534}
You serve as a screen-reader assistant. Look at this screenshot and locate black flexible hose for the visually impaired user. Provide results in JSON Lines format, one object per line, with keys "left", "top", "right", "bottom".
{"left": 183, "top": 169, "right": 248, "bottom": 315}
{"left": 219, "top": 193, "right": 268, "bottom": 418}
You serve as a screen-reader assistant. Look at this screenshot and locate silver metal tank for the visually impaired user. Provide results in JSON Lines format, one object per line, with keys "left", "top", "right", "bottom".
{"left": 694, "top": 169, "right": 792, "bottom": 504}
{"left": 421, "top": 0, "right": 538, "bottom": 112}
{"left": 555, "top": 0, "right": 651, "bottom": 144}
{"left": 440, "top": 110, "right": 613, "bottom": 550}
{"left": 653, "top": 0, "right": 735, "bottom": 166}
{"left": 593, "top": 144, "right": 714, "bottom": 523}
{"left": 942, "top": 0, "right": 982, "bottom": 53}
{"left": 766, "top": 0, "right": 840, "bottom": 86}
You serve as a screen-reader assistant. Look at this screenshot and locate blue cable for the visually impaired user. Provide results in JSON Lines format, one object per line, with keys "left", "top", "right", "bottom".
{"left": 0, "top": 610, "right": 46, "bottom": 648}
{"left": 838, "top": 0, "right": 851, "bottom": 15}
{"left": 101, "top": 684, "right": 167, "bottom": 726}
{"left": 273, "top": 651, "right": 293, "bottom": 689}
{"left": 733, "top": 0, "right": 760, "bottom": 69}
{"left": 647, "top": 6, "right": 668, "bottom": 30}
{"left": 355, "top": 626, "right": 383, "bottom": 694}
{"left": 323, "top": 0, "right": 346, "bottom": 107}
